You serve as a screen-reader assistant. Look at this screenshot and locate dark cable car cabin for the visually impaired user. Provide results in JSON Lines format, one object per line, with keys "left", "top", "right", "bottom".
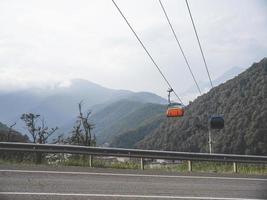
{"left": 166, "top": 88, "right": 184, "bottom": 117}
{"left": 209, "top": 115, "right": 224, "bottom": 129}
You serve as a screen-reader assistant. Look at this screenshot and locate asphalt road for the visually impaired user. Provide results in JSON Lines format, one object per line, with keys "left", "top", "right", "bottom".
{"left": 0, "top": 165, "right": 266, "bottom": 200}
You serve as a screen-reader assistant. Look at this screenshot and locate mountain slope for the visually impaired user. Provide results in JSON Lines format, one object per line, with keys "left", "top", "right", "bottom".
{"left": 109, "top": 114, "right": 165, "bottom": 148}
{"left": 0, "top": 91, "right": 43, "bottom": 123}
{"left": 0, "top": 122, "right": 9, "bottom": 131}
{"left": 0, "top": 122, "right": 29, "bottom": 142}
{"left": 0, "top": 79, "right": 166, "bottom": 137}
{"left": 90, "top": 100, "right": 166, "bottom": 145}
{"left": 137, "top": 58, "right": 267, "bottom": 155}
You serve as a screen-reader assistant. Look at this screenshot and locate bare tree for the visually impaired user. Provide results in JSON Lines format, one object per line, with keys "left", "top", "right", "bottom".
{"left": 37, "top": 118, "right": 58, "bottom": 144}
{"left": 70, "top": 101, "right": 96, "bottom": 146}
{"left": 20, "top": 113, "right": 58, "bottom": 144}
{"left": 20, "top": 113, "right": 58, "bottom": 164}
{"left": 69, "top": 120, "right": 82, "bottom": 145}
{"left": 78, "top": 101, "right": 94, "bottom": 146}
{"left": 20, "top": 113, "right": 40, "bottom": 143}
{"left": 7, "top": 122, "right": 16, "bottom": 142}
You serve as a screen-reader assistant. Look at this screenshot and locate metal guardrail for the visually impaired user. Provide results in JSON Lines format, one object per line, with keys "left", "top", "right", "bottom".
{"left": 0, "top": 142, "right": 266, "bottom": 172}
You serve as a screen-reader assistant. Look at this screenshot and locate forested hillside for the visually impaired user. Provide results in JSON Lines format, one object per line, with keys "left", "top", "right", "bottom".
{"left": 0, "top": 122, "right": 29, "bottom": 142}
{"left": 110, "top": 114, "right": 165, "bottom": 148}
{"left": 137, "top": 58, "right": 267, "bottom": 155}
{"left": 91, "top": 100, "right": 166, "bottom": 145}
{"left": 0, "top": 79, "right": 166, "bottom": 139}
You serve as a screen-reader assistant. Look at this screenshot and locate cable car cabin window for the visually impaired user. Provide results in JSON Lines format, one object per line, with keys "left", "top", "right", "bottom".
{"left": 209, "top": 116, "right": 224, "bottom": 129}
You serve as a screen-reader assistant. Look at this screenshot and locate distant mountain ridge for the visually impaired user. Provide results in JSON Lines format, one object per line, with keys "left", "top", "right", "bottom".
{"left": 0, "top": 79, "right": 166, "bottom": 141}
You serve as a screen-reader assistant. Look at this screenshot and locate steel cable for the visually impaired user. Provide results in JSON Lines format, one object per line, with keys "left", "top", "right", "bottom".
{"left": 159, "top": 0, "right": 202, "bottom": 95}
{"left": 185, "top": 0, "right": 214, "bottom": 89}
{"left": 112, "top": 0, "right": 184, "bottom": 105}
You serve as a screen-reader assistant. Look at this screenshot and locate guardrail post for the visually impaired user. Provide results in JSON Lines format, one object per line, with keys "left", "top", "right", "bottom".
{"left": 35, "top": 152, "right": 42, "bottom": 165}
{"left": 89, "top": 155, "right": 93, "bottom": 168}
{"left": 140, "top": 157, "right": 144, "bottom": 170}
{"left": 62, "top": 153, "right": 65, "bottom": 164}
{"left": 188, "top": 160, "right": 192, "bottom": 172}
{"left": 233, "top": 162, "right": 237, "bottom": 173}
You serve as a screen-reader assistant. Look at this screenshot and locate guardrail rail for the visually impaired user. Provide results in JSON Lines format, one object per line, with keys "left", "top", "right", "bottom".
{"left": 0, "top": 142, "right": 266, "bottom": 172}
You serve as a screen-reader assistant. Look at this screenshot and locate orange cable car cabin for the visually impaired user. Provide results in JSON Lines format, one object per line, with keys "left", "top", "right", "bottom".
{"left": 166, "top": 88, "right": 184, "bottom": 117}
{"left": 166, "top": 104, "right": 184, "bottom": 117}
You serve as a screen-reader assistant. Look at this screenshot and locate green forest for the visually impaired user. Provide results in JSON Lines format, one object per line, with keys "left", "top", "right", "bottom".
{"left": 136, "top": 58, "right": 267, "bottom": 155}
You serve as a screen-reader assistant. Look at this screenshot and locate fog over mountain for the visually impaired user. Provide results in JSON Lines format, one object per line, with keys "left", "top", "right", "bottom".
{"left": 0, "top": 79, "right": 166, "bottom": 141}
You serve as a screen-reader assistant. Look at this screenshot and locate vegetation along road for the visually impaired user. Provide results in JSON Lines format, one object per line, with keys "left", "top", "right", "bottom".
{"left": 0, "top": 165, "right": 266, "bottom": 200}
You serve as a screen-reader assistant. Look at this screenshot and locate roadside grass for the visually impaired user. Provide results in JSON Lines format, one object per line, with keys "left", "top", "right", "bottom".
{"left": 149, "top": 161, "right": 267, "bottom": 175}
{"left": 0, "top": 152, "right": 35, "bottom": 165}
{"left": 0, "top": 154, "right": 266, "bottom": 175}
{"left": 63, "top": 156, "right": 139, "bottom": 170}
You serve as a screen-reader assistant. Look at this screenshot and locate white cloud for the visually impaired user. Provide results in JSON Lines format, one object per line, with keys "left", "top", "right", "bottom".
{"left": 0, "top": 0, "right": 266, "bottom": 99}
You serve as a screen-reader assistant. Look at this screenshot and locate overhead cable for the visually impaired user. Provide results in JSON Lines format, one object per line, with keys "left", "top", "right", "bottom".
{"left": 185, "top": 0, "right": 213, "bottom": 88}
{"left": 159, "top": 0, "right": 202, "bottom": 95}
{"left": 112, "top": 0, "right": 184, "bottom": 105}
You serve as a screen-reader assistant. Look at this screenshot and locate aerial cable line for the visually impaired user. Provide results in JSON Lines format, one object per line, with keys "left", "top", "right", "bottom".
{"left": 185, "top": 1, "right": 224, "bottom": 154}
{"left": 159, "top": 0, "right": 202, "bottom": 95}
{"left": 112, "top": 0, "right": 184, "bottom": 106}
{"left": 185, "top": 0, "right": 213, "bottom": 89}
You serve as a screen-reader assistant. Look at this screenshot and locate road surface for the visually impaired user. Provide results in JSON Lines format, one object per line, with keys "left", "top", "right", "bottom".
{"left": 0, "top": 165, "right": 266, "bottom": 200}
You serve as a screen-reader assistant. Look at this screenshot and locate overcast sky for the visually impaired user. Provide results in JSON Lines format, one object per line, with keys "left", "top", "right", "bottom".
{"left": 0, "top": 0, "right": 266, "bottom": 100}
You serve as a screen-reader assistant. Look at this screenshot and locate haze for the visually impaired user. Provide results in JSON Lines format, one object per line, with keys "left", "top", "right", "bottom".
{"left": 0, "top": 0, "right": 266, "bottom": 99}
